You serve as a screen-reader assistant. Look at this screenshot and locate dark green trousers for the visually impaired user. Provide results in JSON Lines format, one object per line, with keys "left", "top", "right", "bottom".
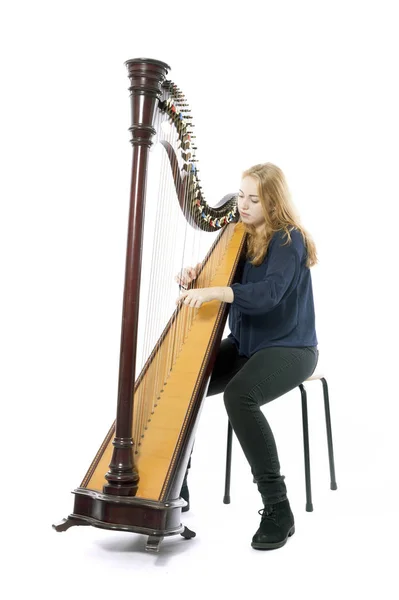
{"left": 186, "top": 338, "right": 318, "bottom": 504}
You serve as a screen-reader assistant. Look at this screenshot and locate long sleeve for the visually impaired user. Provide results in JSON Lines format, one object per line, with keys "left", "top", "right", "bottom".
{"left": 231, "top": 236, "right": 302, "bottom": 315}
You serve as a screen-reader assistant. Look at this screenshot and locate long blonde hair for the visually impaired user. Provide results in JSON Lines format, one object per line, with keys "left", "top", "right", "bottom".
{"left": 240, "top": 163, "right": 317, "bottom": 268}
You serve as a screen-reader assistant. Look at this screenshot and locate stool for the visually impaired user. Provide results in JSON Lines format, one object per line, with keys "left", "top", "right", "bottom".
{"left": 223, "top": 373, "right": 337, "bottom": 512}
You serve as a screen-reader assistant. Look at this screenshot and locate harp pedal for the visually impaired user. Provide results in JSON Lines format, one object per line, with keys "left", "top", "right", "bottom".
{"left": 146, "top": 535, "right": 164, "bottom": 552}
{"left": 181, "top": 526, "right": 196, "bottom": 540}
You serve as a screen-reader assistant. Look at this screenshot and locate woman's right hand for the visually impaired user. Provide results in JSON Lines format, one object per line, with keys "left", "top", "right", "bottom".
{"left": 174, "top": 262, "right": 202, "bottom": 288}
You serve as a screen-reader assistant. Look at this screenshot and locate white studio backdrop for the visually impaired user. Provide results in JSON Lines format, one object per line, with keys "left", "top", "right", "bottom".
{"left": 0, "top": 0, "right": 398, "bottom": 598}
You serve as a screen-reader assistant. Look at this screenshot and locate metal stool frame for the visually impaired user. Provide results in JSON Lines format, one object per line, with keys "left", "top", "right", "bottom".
{"left": 223, "top": 376, "right": 337, "bottom": 512}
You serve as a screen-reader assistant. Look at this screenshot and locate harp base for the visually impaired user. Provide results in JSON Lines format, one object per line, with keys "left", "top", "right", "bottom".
{"left": 52, "top": 487, "right": 196, "bottom": 552}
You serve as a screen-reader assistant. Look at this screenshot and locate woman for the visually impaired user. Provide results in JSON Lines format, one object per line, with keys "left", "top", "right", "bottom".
{"left": 175, "top": 162, "right": 319, "bottom": 550}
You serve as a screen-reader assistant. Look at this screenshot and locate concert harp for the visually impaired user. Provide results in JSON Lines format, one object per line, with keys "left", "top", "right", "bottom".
{"left": 53, "top": 58, "right": 247, "bottom": 552}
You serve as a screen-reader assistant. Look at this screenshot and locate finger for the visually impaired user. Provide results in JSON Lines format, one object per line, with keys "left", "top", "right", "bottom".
{"left": 189, "top": 297, "right": 201, "bottom": 308}
{"left": 175, "top": 277, "right": 188, "bottom": 289}
{"left": 176, "top": 291, "right": 188, "bottom": 304}
{"left": 183, "top": 294, "right": 196, "bottom": 307}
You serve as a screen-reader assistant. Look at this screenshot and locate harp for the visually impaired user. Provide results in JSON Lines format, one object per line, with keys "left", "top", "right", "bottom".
{"left": 53, "top": 58, "right": 247, "bottom": 552}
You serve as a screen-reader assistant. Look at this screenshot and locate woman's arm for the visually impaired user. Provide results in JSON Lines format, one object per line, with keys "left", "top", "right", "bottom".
{"left": 230, "top": 237, "right": 302, "bottom": 315}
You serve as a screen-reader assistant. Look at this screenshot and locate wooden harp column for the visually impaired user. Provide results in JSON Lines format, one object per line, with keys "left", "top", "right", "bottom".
{"left": 53, "top": 58, "right": 246, "bottom": 552}
{"left": 103, "top": 59, "right": 170, "bottom": 497}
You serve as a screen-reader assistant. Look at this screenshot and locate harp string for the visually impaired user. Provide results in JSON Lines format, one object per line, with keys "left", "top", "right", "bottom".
{"left": 167, "top": 118, "right": 190, "bottom": 374}
{"left": 133, "top": 107, "right": 166, "bottom": 448}
{"left": 149, "top": 107, "right": 177, "bottom": 438}
{"left": 132, "top": 97, "right": 222, "bottom": 454}
{"left": 161, "top": 112, "right": 180, "bottom": 385}
{"left": 145, "top": 105, "right": 166, "bottom": 441}
{"left": 152, "top": 106, "right": 170, "bottom": 411}
{"left": 132, "top": 107, "right": 183, "bottom": 448}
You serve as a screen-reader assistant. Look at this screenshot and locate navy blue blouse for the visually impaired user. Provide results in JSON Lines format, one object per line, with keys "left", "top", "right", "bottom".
{"left": 227, "top": 228, "right": 318, "bottom": 357}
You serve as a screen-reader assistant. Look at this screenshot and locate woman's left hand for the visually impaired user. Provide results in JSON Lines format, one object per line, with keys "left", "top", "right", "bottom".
{"left": 176, "top": 287, "right": 219, "bottom": 309}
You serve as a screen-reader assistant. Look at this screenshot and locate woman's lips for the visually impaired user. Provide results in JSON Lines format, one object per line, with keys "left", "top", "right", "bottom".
{"left": 241, "top": 212, "right": 250, "bottom": 217}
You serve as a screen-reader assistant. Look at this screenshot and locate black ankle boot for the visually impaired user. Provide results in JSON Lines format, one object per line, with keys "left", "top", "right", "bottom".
{"left": 180, "top": 483, "right": 190, "bottom": 512}
{"left": 180, "top": 456, "right": 192, "bottom": 512}
{"left": 251, "top": 498, "right": 295, "bottom": 550}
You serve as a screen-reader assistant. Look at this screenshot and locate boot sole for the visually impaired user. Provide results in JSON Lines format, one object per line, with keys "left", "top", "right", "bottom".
{"left": 251, "top": 526, "right": 295, "bottom": 550}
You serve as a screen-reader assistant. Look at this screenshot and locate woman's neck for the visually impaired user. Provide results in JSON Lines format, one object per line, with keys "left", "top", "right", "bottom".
{"left": 255, "top": 223, "right": 269, "bottom": 237}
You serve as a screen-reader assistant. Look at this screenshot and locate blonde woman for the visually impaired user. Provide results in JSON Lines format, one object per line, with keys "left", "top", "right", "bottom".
{"left": 176, "top": 163, "right": 319, "bottom": 550}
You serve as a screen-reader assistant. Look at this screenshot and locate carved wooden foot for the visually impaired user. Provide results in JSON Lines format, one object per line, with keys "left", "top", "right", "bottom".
{"left": 52, "top": 516, "right": 91, "bottom": 532}
{"left": 145, "top": 526, "right": 196, "bottom": 551}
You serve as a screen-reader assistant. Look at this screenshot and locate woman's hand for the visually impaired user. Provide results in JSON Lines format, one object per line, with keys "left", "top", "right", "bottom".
{"left": 176, "top": 287, "right": 219, "bottom": 308}
{"left": 174, "top": 262, "right": 202, "bottom": 289}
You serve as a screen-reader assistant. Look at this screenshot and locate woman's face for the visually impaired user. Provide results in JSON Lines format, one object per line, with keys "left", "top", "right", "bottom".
{"left": 237, "top": 176, "right": 266, "bottom": 231}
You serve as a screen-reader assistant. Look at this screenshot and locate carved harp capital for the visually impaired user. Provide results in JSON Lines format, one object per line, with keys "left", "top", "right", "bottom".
{"left": 125, "top": 58, "right": 171, "bottom": 148}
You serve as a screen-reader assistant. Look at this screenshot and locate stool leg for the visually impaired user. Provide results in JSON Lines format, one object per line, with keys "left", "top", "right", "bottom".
{"left": 223, "top": 420, "right": 233, "bottom": 504}
{"left": 321, "top": 378, "right": 338, "bottom": 490}
{"left": 300, "top": 384, "right": 313, "bottom": 512}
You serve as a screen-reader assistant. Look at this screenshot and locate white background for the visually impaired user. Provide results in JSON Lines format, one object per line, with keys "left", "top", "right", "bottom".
{"left": 1, "top": 0, "right": 398, "bottom": 598}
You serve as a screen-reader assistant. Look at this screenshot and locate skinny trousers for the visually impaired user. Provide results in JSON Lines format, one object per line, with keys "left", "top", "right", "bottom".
{"left": 186, "top": 339, "right": 319, "bottom": 505}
